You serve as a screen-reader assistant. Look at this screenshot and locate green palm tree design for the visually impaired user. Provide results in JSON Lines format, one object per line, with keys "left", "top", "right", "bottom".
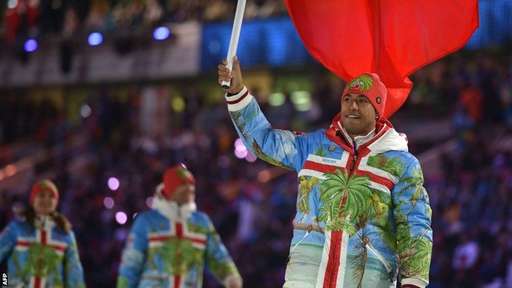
{"left": 396, "top": 166, "right": 429, "bottom": 211}
{"left": 296, "top": 146, "right": 327, "bottom": 214}
{"left": 187, "top": 223, "right": 209, "bottom": 235}
{"left": 207, "top": 254, "right": 238, "bottom": 281}
{"left": 147, "top": 238, "right": 203, "bottom": 276}
{"left": 368, "top": 192, "right": 388, "bottom": 222}
{"left": 298, "top": 176, "right": 319, "bottom": 214}
{"left": 410, "top": 186, "right": 427, "bottom": 208}
{"left": 393, "top": 164, "right": 432, "bottom": 281}
{"left": 351, "top": 233, "right": 370, "bottom": 287}
{"left": 379, "top": 217, "right": 398, "bottom": 253}
{"left": 397, "top": 166, "right": 423, "bottom": 191}
{"left": 398, "top": 236, "right": 432, "bottom": 280}
{"left": 23, "top": 244, "right": 63, "bottom": 284}
{"left": 318, "top": 169, "right": 374, "bottom": 235}
{"left": 367, "top": 155, "right": 406, "bottom": 178}
{"left": 251, "top": 141, "right": 293, "bottom": 170}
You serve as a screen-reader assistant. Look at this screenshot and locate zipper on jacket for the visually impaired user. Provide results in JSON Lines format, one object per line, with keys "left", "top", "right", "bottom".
{"left": 349, "top": 140, "right": 358, "bottom": 174}
{"left": 335, "top": 129, "right": 359, "bottom": 173}
{"left": 365, "top": 240, "right": 393, "bottom": 273}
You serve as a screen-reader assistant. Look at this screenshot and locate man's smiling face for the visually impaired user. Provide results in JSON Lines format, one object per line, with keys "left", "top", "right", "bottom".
{"left": 340, "top": 93, "right": 377, "bottom": 137}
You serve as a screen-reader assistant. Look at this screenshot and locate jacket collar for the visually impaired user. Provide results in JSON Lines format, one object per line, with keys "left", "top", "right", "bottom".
{"left": 152, "top": 184, "right": 197, "bottom": 220}
{"left": 337, "top": 122, "right": 376, "bottom": 148}
{"left": 34, "top": 215, "right": 55, "bottom": 230}
{"left": 325, "top": 113, "right": 408, "bottom": 154}
{"left": 152, "top": 197, "right": 197, "bottom": 220}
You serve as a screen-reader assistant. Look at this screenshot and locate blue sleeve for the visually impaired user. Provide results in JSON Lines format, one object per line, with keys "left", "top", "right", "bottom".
{"left": 64, "top": 232, "right": 86, "bottom": 288}
{"left": 204, "top": 215, "right": 241, "bottom": 285}
{"left": 0, "top": 221, "right": 17, "bottom": 263}
{"left": 226, "top": 87, "right": 310, "bottom": 172}
{"left": 391, "top": 156, "right": 433, "bottom": 288}
{"left": 117, "top": 215, "right": 149, "bottom": 288}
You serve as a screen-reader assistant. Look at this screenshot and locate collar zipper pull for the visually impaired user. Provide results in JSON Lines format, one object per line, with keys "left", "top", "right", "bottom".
{"left": 350, "top": 142, "right": 358, "bottom": 173}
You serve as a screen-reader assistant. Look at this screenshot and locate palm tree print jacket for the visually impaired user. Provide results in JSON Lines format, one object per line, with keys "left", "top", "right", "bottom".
{"left": 117, "top": 199, "right": 241, "bottom": 288}
{"left": 226, "top": 87, "right": 432, "bottom": 288}
{"left": 0, "top": 218, "right": 85, "bottom": 288}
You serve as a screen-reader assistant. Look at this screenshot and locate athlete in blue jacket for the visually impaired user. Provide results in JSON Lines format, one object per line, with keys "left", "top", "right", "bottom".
{"left": 117, "top": 164, "right": 242, "bottom": 288}
{"left": 0, "top": 180, "right": 85, "bottom": 288}
{"left": 218, "top": 59, "right": 432, "bottom": 288}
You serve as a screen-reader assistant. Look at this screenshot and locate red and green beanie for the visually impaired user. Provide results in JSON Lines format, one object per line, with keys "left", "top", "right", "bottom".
{"left": 162, "top": 163, "right": 195, "bottom": 199}
{"left": 342, "top": 73, "right": 388, "bottom": 119}
{"left": 30, "top": 179, "right": 59, "bottom": 204}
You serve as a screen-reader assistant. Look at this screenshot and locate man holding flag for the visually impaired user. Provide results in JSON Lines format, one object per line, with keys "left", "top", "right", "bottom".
{"left": 219, "top": 59, "right": 432, "bottom": 287}
{"left": 218, "top": 0, "right": 478, "bottom": 286}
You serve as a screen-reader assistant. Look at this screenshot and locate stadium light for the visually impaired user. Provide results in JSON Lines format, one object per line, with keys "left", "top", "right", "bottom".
{"left": 88, "top": 32, "right": 103, "bottom": 46}
{"left": 234, "top": 138, "right": 248, "bottom": 159}
{"left": 108, "top": 177, "right": 120, "bottom": 191}
{"left": 153, "top": 26, "right": 171, "bottom": 41}
{"left": 115, "top": 211, "right": 128, "bottom": 225}
{"left": 80, "top": 104, "right": 92, "bottom": 118}
{"left": 103, "top": 197, "right": 115, "bottom": 209}
{"left": 24, "top": 38, "right": 38, "bottom": 53}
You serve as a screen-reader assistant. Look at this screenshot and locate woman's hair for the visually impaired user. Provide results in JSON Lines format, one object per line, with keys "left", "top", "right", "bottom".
{"left": 24, "top": 206, "right": 72, "bottom": 233}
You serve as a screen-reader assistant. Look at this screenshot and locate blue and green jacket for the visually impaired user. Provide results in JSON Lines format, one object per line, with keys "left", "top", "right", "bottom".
{"left": 0, "top": 217, "right": 85, "bottom": 288}
{"left": 226, "top": 87, "right": 433, "bottom": 288}
{"left": 117, "top": 196, "right": 241, "bottom": 288}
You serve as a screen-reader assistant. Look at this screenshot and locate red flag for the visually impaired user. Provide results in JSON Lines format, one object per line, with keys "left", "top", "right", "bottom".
{"left": 284, "top": 0, "right": 479, "bottom": 117}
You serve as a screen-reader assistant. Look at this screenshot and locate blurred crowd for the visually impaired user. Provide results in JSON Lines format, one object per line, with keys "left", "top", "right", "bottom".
{"left": 0, "top": 47, "right": 511, "bottom": 288}
{"left": 1, "top": 0, "right": 287, "bottom": 43}
{"left": 428, "top": 131, "right": 512, "bottom": 288}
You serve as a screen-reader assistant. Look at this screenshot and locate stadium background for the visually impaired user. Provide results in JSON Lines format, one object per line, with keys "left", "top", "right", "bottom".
{"left": 0, "top": 0, "right": 512, "bottom": 287}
